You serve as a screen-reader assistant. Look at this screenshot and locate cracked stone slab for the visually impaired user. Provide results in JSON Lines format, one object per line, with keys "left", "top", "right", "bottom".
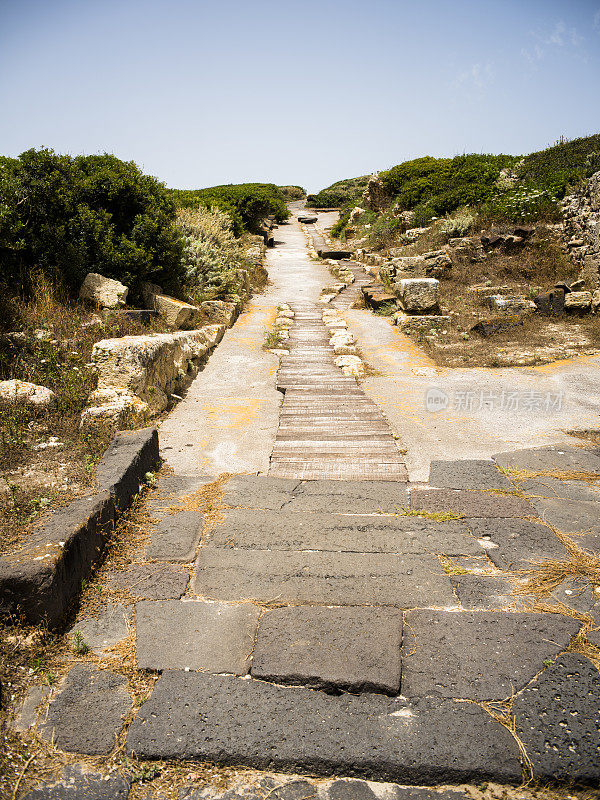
{"left": 207, "top": 510, "right": 481, "bottom": 556}
{"left": 493, "top": 444, "right": 600, "bottom": 474}
{"left": 22, "top": 765, "right": 130, "bottom": 800}
{"left": 135, "top": 599, "right": 261, "bottom": 673}
{"left": 108, "top": 563, "right": 189, "bottom": 599}
{"left": 193, "top": 548, "right": 454, "bottom": 607}
{"left": 450, "top": 575, "right": 521, "bottom": 610}
{"left": 222, "top": 476, "right": 300, "bottom": 510}
{"left": 550, "top": 577, "right": 598, "bottom": 612}
{"left": 518, "top": 477, "right": 600, "bottom": 503}
{"left": 145, "top": 504, "right": 204, "bottom": 561}
{"left": 410, "top": 489, "right": 534, "bottom": 518}
{"left": 251, "top": 606, "right": 402, "bottom": 693}
{"left": 285, "top": 480, "right": 409, "bottom": 514}
{"left": 402, "top": 610, "right": 580, "bottom": 700}
{"left": 512, "top": 653, "right": 600, "bottom": 782}
{"left": 531, "top": 497, "right": 600, "bottom": 534}
{"left": 40, "top": 664, "right": 130, "bottom": 755}
{"left": 69, "top": 602, "right": 131, "bottom": 653}
{"left": 127, "top": 671, "right": 521, "bottom": 783}
{"left": 428, "top": 460, "right": 514, "bottom": 492}
{"left": 464, "top": 518, "right": 567, "bottom": 570}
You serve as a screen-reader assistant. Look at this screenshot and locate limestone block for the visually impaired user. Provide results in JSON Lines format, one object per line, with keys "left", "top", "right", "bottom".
{"left": 200, "top": 300, "right": 239, "bottom": 327}
{"left": 0, "top": 379, "right": 56, "bottom": 409}
{"left": 152, "top": 294, "right": 198, "bottom": 328}
{"left": 334, "top": 355, "right": 365, "bottom": 378}
{"left": 591, "top": 290, "right": 600, "bottom": 313}
{"left": 394, "top": 278, "right": 439, "bottom": 313}
{"left": 79, "top": 273, "right": 128, "bottom": 309}
{"left": 564, "top": 291, "right": 592, "bottom": 313}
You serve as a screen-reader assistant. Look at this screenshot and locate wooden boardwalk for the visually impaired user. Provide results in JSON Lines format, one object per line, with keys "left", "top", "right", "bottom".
{"left": 269, "top": 303, "right": 407, "bottom": 480}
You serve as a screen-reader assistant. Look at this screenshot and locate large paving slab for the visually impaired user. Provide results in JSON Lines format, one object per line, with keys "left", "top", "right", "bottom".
{"left": 531, "top": 497, "right": 600, "bottom": 534}
{"left": 193, "top": 548, "right": 455, "bottom": 607}
{"left": 145, "top": 504, "right": 204, "bottom": 561}
{"left": 251, "top": 606, "right": 403, "bottom": 693}
{"left": 493, "top": 444, "right": 600, "bottom": 474}
{"left": 518, "top": 476, "right": 600, "bottom": 502}
{"left": 285, "top": 480, "right": 409, "bottom": 514}
{"left": 207, "top": 510, "right": 482, "bottom": 556}
{"left": 127, "top": 671, "right": 521, "bottom": 783}
{"left": 463, "top": 518, "right": 568, "bottom": 570}
{"left": 41, "top": 665, "right": 130, "bottom": 755}
{"left": 409, "top": 488, "right": 534, "bottom": 518}
{"left": 428, "top": 460, "right": 515, "bottom": 492}
{"left": 108, "top": 563, "right": 189, "bottom": 599}
{"left": 222, "top": 476, "right": 300, "bottom": 510}
{"left": 401, "top": 610, "right": 580, "bottom": 700}
{"left": 135, "top": 600, "right": 261, "bottom": 673}
{"left": 512, "top": 653, "right": 600, "bottom": 782}
{"left": 70, "top": 602, "right": 131, "bottom": 654}
{"left": 22, "top": 765, "right": 130, "bottom": 800}
{"left": 450, "top": 574, "right": 521, "bottom": 610}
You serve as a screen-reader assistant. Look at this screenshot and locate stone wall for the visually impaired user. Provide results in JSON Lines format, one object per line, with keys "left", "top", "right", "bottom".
{"left": 562, "top": 170, "right": 600, "bottom": 289}
{"left": 81, "top": 325, "right": 225, "bottom": 432}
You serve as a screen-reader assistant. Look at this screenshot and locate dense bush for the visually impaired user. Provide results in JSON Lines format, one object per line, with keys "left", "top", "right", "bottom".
{"left": 278, "top": 185, "right": 306, "bottom": 201}
{"left": 0, "top": 148, "right": 185, "bottom": 295}
{"left": 176, "top": 206, "right": 245, "bottom": 299}
{"left": 516, "top": 134, "right": 600, "bottom": 197}
{"left": 307, "top": 176, "right": 371, "bottom": 208}
{"left": 169, "top": 183, "right": 289, "bottom": 234}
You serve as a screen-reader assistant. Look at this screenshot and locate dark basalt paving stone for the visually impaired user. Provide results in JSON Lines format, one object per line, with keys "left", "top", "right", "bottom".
{"left": 70, "top": 602, "right": 131, "bottom": 653}
{"left": 193, "top": 548, "right": 454, "bottom": 607}
{"left": 531, "top": 498, "right": 600, "bottom": 534}
{"left": 145, "top": 505, "right": 204, "bottom": 561}
{"left": 135, "top": 600, "right": 261, "bottom": 673}
{"left": 222, "top": 476, "right": 300, "bottom": 510}
{"left": 428, "top": 460, "right": 514, "bottom": 492}
{"left": 409, "top": 489, "right": 534, "bottom": 519}
{"left": 450, "top": 574, "right": 521, "bottom": 610}
{"left": 550, "top": 577, "right": 597, "bottom": 612}
{"left": 519, "top": 476, "right": 600, "bottom": 503}
{"left": 127, "top": 671, "right": 521, "bottom": 783}
{"left": 512, "top": 653, "right": 600, "bottom": 781}
{"left": 251, "top": 606, "right": 403, "bottom": 693}
{"left": 22, "top": 765, "right": 129, "bottom": 799}
{"left": 464, "top": 518, "right": 567, "bottom": 570}
{"left": 493, "top": 444, "right": 600, "bottom": 474}
{"left": 41, "top": 665, "right": 130, "bottom": 755}
{"left": 401, "top": 610, "right": 580, "bottom": 700}
{"left": 285, "top": 481, "right": 409, "bottom": 514}
{"left": 207, "top": 510, "right": 481, "bottom": 556}
{"left": 108, "top": 563, "right": 189, "bottom": 599}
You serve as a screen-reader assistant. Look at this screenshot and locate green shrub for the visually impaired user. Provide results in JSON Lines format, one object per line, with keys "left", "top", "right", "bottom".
{"left": 516, "top": 134, "right": 600, "bottom": 197}
{"left": 440, "top": 208, "right": 476, "bottom": 237}
{"left": 479, "top": 187, "right": 561, "bottom": 224}
{"left": 0, "top": 148, "right": 185, "bottom": 296}
{"left": 278, "top": 185, "right": 306, "bottom": 201}
{"left": 306, "top": 175, "right": 370, "bottom": 208}
{"left": 169, "top": 183, "right": 289, "bottom": 233}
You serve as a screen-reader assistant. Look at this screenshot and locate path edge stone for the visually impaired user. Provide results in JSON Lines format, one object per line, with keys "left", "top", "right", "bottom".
{"left": 0, "top": 427, "right": 159, "bottom": 627}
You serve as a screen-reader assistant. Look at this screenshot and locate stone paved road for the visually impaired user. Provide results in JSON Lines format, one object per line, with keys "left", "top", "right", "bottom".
{"left": 22, "top": 207, "right": 600, "bottom": 797}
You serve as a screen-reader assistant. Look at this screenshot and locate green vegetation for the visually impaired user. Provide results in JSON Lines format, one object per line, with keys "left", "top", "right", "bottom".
{"left": 319, "top": 134, "right": 600, "bottom": 233}
{"left": 278, "top": 184, "right": 306, "bottom": 201}
{"left": 0, "top": 148, "right": 184, "bottom": 296}
{"left": 169, "top": 182, "right": 290, "bottom": 234}
{"left": 307, "top": 175, "right": 371, "bottom": 208}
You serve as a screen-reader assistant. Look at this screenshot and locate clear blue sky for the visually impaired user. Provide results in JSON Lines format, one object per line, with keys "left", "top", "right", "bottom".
{"left": 1, "top": 0, "right": 599, "bottom": 192}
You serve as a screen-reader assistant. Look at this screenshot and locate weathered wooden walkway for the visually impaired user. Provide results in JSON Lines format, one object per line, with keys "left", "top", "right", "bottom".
{"left": 269, "top": 302, "right": 407, "bottom": 480}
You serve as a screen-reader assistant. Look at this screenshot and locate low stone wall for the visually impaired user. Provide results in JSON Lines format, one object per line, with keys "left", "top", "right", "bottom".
{"left": 81, "top": 324, "right": 225, "bottom": 432}
{"left": 0, "top": 428, "right": 159, "bottom": 627}
{"left": 563, "top": 170, "right": 600, "bottom": 289}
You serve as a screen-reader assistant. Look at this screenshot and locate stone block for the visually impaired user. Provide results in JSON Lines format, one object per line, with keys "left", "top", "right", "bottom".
{"left": 96, "top": 426, "right": 159, "bottom": 512}
{"left": 41, "top": 665, "right": 130, "bottom": 755}
{"left": 532, "top": 497, "right": 600, "bottom": 534}
{"left": 428, "top": 460, "right": 514, "bottom": 491}
{"left": 127, "top": 671, "right": 521, "bottom": 782}
{"left": 394, "top": 278, "right": 439, "bottom": 313}
{"left": 470, "top": 314, "right": 523, "bottom": 337}
{"left": 287, "top": 480, "right": 408, "bottom": 514}
{"left": 252, "top": 606, "right": 403, "bottom": 693}
{"left": 221, "top": 475, "right": 300, "bottom": 510}
{"left": 70, "top": 602, "right": 131, "bottom": 653}
{"left": 79, "top": 272, "right": 128, "bottom": 309}
{"left": 564, "top": 291, "right": 592, "bottom": 313}
{"left": 22, "top": 765, "right": 130, "bottom": 800}
{"left": 409, "top": 488, "right": 534, "bottom": 518}
{"left": 493, "top": 444, "right": 600, "bottom": 474}
{"left": 402, "top": 610, "right": 579, "bottom": 700}
{"left": 135, "top": 600, "right": 261, "bottom": 673}
{"left": 464, "top": 518, "right": 567, "bottom": 570}
{"left": 108, "top": 563, "right": 189, "bottom": 599}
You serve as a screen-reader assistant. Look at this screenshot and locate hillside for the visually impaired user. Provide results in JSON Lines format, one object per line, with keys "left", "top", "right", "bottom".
{"left": 310, "top": 135, "right": 600, "bottom": 224}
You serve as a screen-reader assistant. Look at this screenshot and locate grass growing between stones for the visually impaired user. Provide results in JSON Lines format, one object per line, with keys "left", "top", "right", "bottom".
{"left": 399, "top": 506, "right": 464, "bottom": 521}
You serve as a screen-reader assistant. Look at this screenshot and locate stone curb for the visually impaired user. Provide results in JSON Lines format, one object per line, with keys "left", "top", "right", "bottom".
{"left": 0, "top": 427, "right": 159, "bottom": 627}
